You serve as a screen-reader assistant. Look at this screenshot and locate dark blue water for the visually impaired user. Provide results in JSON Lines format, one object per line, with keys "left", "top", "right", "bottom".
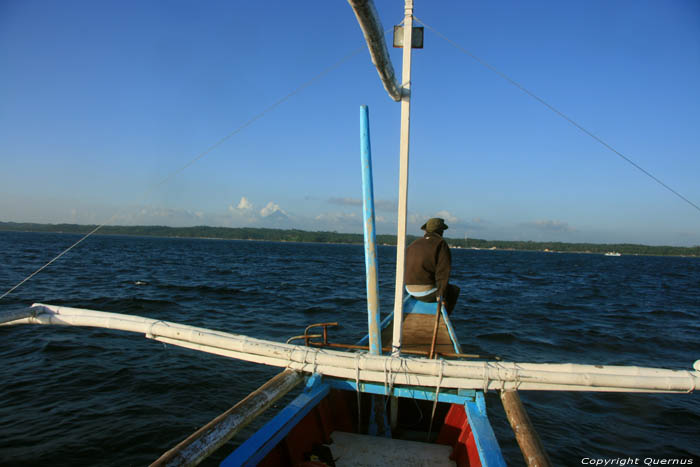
{"left": 1, "top": 232, "right": 698, "bottom": 466}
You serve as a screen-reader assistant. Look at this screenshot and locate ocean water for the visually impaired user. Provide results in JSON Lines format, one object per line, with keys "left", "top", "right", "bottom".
{"left": 0, "top": 231, "right": 698, "bottom": 466}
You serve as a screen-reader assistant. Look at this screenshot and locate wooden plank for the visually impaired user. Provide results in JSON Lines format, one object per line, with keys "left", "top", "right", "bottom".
{"left": 465, "top": 392, "right": 507, "bottom": 467}
{"left": 381, "top": 312, "right": 455, "bottom": 355}
{"left": 330, "top": 431, "right": 455, "bottom": 467}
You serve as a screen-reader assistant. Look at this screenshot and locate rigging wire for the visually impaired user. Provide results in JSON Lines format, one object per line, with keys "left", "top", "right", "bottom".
{"left": 0, "top": 224, "right": 104, "bottom": 301}
{"left": 0, "top": 46, "right": 366, "bottom": 303}
{"left": 414, "top": 16, "right": 700, "bottom": 215}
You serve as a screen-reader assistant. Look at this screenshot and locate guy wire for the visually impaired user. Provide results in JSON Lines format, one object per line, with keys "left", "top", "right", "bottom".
{"left": 0, "top": 45, "right": 366, "bottom": 302}
{"left": 415, "top": 16, "right": 700, "bottom": 215}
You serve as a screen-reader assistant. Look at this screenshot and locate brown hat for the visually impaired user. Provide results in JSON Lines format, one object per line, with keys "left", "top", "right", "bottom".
{"left": 421, "top": 217, "right": 448, "bottom": 232}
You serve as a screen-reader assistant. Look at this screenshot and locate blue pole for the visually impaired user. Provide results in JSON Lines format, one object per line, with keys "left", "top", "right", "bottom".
{"left": 360, "top": 105, "right": 382, "bottom": 355}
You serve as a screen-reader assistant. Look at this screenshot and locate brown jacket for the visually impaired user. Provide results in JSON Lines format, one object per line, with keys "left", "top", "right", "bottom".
{"left": 404, "top": 232, "right": 451, "bottom": 297}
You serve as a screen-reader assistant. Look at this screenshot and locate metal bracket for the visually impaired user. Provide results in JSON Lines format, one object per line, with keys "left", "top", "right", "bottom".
{"left": 286, "top": 322, "right": 338, "bottom": 346}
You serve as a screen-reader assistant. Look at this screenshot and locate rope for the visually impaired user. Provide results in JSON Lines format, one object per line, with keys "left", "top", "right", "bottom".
{"left": 382, "top": 354, "right": 398, "bottom": 406}
{"left": 145, "top": 320, "right": 165, "bottom": 339}
{"left": 427, "top": 359, "right": 445, "bottom": 441}
{"left": 0, "top": 224, "right": 105, "bottom": 301}
{"left": 687, "top": 371, "right": 696, "bottom": 394}
{"left": 0, "top": 44, "right": 368, "bottom": 303}
{"left": 414, "top": 16, "right": 700, "bottom": 216}
{"left": 302, "top": 347, "right": 311, "bottom": 373}
{"left": 514, "top": 365, "right": 522, "bottom": 390}
{"left": 383, "top": 355, "right": 389, "bottom": 397}
{"left": 483, "top": 361, "right": 490, "bottom": 393}
{"left": 355, "top": 353, "right": 362, "bottom": 432}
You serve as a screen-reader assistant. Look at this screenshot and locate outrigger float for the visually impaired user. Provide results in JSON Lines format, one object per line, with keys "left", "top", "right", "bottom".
{"left": 2, "top": 1, "right": 699, "bottom": 466}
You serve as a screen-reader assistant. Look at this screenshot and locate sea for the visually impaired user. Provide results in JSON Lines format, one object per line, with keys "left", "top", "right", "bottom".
{"left": 0, "top": 231, "right": 698, "bottom": 466}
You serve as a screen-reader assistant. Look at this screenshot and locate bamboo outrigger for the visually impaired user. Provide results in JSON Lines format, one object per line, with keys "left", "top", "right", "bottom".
{"left": 2, "top": 1, "right": 699, "bottom": 466}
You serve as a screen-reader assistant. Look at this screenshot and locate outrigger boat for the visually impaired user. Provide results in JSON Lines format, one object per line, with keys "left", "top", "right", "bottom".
{"left": 2, "top": 1, "right": 699, "bottom": 466}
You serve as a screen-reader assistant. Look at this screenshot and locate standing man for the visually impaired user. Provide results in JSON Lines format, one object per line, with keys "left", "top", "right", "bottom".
{"left": 404, "top": 217, "right": 460, "bottom": 314}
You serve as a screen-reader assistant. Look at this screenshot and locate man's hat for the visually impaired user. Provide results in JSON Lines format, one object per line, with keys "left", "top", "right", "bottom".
{"left": 421, "top": 217, "right": 449, "bottom": 232}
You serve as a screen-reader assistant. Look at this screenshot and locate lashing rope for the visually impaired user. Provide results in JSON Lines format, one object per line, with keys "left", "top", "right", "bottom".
{"left": 427, "top": 359, "right": 445, "bottom": 440}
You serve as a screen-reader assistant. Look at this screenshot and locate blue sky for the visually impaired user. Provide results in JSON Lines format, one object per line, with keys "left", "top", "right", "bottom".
{"left": 1, "top": 1, "right": 699, "bottom": 246}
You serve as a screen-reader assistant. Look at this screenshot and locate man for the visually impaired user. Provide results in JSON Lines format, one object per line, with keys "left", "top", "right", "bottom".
{"left": 404, "top": 217, "right": 460, "bottom": 314}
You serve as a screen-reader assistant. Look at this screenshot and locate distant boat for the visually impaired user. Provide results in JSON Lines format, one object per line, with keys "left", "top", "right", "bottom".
{"left": 605, "top": 251, "right": 622, "bottom": 256}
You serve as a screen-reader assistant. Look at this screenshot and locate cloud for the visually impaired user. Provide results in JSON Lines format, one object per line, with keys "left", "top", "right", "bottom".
{"left": 329, "top": 197, "right": 361, "bottom": 207}
{"left": 111, "top": 206, "right": 212, "bottom": 226}
{"left": 315, "top": 212, "right": 359, "bottom": 222}
{"left": 310, "top": 211, "right": 363, "bottom": 232}
{"left": 523, "top": 220, "right": 575, "bottom": 233}
{"left": 376, "top": 200, "right": 398, "bottom": 212}
{"left": 408, "top": 213, "right": 423, "bottom": 225}
{"left": 328, "top": 197, "right": 396, "bottom": 212}
{"left": 435, "top": 210, "right": 458, "bottom": 224}
{"left": 410, "top": 210, "right": 458, "bottom": 225}
{"left": 260, "top": 201, "right": 287, "bottom": 218}
{"left": 236, "top": 196, "right": 253, "bottom": 211}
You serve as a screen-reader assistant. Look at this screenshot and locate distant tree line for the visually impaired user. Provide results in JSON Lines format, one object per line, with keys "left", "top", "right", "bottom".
{"left": 1, "top": 221, "right": 698, "bottom": 257}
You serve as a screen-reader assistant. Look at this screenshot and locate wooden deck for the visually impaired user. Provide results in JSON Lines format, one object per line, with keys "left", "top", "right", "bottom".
{"left": 331, "top": 431, "right": 456, "bottom": 466}
{"left": 381, "top": 305, "right": 456, "bottom": 355}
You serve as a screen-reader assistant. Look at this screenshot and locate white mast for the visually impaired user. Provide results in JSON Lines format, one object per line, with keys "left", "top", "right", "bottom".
{"left": 391, "top": 0, "right": 414, "bottom": 356}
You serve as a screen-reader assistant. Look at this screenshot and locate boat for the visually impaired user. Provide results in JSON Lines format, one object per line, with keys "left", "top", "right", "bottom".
{"left": 218, "top": 296, "right": 504, "bottom": 467}
{"left": 160, "top": 2, "right": 514, "bottom": 463}
{"left": 1, "top": 2, "right": 698, "bottom": 466}
{"left": 604, "top": 251, "right": 621, "bottom": 257}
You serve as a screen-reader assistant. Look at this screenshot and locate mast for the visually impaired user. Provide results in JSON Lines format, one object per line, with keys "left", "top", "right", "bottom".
{"left": 347, "top": 0, "right": 416, "bottom": 357}
{"left": 390, "top": 0, "right": 414, "bottom": 356}
{"left": 360, "top": 105, "right": 382, "bottom": 355}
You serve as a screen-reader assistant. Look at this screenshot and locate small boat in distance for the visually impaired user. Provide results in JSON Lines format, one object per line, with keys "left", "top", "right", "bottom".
{"left": 605, "top": 251, "right": 622, "bottom": 257}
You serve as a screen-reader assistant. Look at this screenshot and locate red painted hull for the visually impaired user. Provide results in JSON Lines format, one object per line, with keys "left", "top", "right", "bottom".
{"left": 258, "top": 389, "right": 482, "bottom": 467}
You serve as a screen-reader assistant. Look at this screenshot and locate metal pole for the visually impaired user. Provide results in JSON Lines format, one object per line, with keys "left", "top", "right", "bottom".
{"left": 390, "top": 0, "right": 414, "bottom": 357}
{"left": 360, "top": 105, "right": 382, "bottom": 356}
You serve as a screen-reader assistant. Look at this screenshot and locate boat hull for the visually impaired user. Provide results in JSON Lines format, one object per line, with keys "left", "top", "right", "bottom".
{"left": 223, "top": 375, "right": 503, "bottom": 466}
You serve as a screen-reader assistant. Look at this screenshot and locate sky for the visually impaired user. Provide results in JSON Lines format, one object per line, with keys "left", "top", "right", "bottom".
{"left": 1, "top": 0, "right": 699, "bottom": 246}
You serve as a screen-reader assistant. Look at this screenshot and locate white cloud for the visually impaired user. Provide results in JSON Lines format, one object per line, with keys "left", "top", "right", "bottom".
{"left": 260, "top": 201, "right": 287, "bottom": 218}
{"left": 236, "top": 196, "right": 253, "bottom": 211}
{"left": 435, "top": 210, "right": 458, "bottom": 224}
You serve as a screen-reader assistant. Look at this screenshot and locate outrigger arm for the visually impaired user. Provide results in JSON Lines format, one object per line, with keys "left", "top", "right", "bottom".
{"left": 348, "top": 0, "right": 416, "bottom": 359}
{"left": 4, "top": 305, "right": 699, "bottom": 394}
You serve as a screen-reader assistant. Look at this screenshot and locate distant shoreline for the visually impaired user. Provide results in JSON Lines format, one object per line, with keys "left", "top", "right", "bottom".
{"left": 1, "top": 221, "right": 698, "bottom": 257}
